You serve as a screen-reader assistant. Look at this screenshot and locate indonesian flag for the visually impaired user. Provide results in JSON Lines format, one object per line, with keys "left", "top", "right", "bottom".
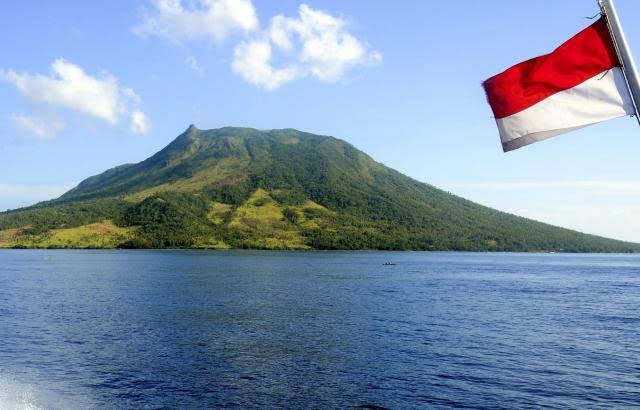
{"left": 483, "top": 19, "right": 635, "bottom": 152}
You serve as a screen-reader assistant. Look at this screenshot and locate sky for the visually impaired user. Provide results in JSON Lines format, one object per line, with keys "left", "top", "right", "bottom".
{"left": 2, "top": 0, "right": 640, "bottom": 242}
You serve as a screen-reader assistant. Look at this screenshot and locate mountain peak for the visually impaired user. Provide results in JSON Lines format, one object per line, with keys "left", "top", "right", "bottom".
{"left": 2, "top": 127, "right": 637, "bottom": 252}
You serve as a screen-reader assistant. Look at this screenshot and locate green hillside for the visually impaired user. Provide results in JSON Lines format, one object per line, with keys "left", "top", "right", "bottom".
{"left": 1, "top": 126, "right": 637, "bottom": 252}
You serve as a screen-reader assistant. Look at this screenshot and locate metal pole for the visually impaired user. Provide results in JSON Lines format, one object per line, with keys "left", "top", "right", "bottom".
{"left": 599, "top": 0, "right": 640, "bottom": 121}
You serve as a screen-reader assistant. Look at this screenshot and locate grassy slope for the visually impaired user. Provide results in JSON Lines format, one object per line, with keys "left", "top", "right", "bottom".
{"left": 0, "top": 190, "right": 331, "bottom": 249}
{"left": 0, "top": 220, "right": 136, "bottom": 249}
{"left": 0, "top": 126, "right": 638, "bottom": 252}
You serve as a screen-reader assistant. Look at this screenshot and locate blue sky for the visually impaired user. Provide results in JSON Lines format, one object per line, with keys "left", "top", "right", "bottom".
{"left": 2, "top": 0, "right": 640, "bottom": 242}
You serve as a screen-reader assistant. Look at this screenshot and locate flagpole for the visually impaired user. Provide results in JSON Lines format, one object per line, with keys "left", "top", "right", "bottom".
{"left": 599, "top": 0, "right": 640, "bottom": 123}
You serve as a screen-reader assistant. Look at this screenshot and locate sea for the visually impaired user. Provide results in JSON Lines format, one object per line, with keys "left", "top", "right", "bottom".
{"left": 1, "top": 250, "right": 639, "bottom": 409}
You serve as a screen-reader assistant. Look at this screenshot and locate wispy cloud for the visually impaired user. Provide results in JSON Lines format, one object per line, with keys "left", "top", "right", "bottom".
{"left": 130, "top": 110, "right": 151, "bottom": 134}
{"left": 185, "top": 55, "right": 204, "bottom": 75}
{"left": 10, "top": 113, "right": 65, "bottom": 140}
{"left": 510, "top": 205, "right": 640, "bottom": 243}
{"left": 445, "top": 179, "right": 640, "bottom": 242}
{"left": 1, "top": 59, "right": 150, "bottom": 137}
{"left": 0, "top": 183, "right": 76, "bottom": 211}
{"left": 448, "top": 180, "right": 640, "bottom": 195}
{"left": 133, "top": 0, "right": 258, "bottom": 43}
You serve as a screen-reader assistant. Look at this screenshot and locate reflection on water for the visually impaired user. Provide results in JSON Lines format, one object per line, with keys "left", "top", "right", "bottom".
{"left": 0, "top": 377, "right": 39, "bottom": 410}
{"left": 1, "top": 250, "right": 640, "bottom": 408}
{"left": 0, "top": 375, "right": 90, "bottom": 410}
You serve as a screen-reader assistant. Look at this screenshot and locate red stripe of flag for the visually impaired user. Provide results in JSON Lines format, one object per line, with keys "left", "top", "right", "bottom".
{"left": 483, "top": 19, "right": 620, "bottom": 119}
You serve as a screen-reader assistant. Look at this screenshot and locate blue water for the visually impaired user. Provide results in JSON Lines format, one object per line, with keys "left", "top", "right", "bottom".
{"left": 1, "top": 250, "right": 640, "bottom": 409}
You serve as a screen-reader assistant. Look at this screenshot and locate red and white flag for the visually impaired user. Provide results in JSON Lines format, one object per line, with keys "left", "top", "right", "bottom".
{"left": 483, "top": 19, "right": 635, "bottom": 152}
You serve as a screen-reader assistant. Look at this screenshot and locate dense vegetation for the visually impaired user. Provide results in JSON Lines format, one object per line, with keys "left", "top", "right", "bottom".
{"left": 1, "top": 126, "right": 638, "bottom": 252}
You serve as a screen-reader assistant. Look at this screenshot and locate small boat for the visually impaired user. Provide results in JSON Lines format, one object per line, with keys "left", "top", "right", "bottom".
{"left": 382, "top": 262, "right": 396, "bottom": 266}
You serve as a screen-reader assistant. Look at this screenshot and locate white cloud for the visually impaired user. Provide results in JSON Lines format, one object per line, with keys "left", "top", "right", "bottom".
{"left": 133, "top": 1, "right": 381, "bottom": 90}
{"left": 185, "top": 55, "right": 204, "bottom": 75}
{"left": 130, "top": 110, "right": 151, "bottom": 135}
{"left": 232, "top": 39, "right": 299, "bottom": 90}
{"left": 10, "top": 114, "right": 65, "bottom": 140}
{"left": 1, "top": 59, "right": 150, "bottom": 137}
{"left": 3, "top": 59, "right": 121, "bottom": 124}
{"left": 232, "top": 4, "right": 381, "bottom": 89}
{"left": 134, "top": 0, "right": 258, "bottom": 43}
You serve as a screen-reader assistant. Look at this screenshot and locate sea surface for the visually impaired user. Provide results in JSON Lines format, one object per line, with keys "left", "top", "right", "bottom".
{"left": 1, "top": 250, "right": 639, "bottom": 409}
